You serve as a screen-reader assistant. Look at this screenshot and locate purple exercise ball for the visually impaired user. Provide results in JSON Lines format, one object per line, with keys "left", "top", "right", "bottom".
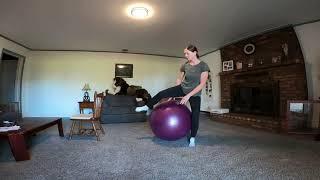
{"left": 149, "top": 100, "right": 191, "bottom": 141}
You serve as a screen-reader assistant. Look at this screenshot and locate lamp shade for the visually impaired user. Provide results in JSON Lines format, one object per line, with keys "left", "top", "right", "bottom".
{"left": 82, "top": 83, "right": 91, "bottom": 91}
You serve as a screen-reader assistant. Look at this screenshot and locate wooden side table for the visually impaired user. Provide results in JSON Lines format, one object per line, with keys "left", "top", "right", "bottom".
{"left": 78, "top": 101, "right": 94, "bottom": 114}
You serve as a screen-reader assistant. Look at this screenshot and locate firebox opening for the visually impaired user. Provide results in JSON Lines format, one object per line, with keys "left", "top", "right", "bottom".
{"left": 231, "top": 82, "right": 279, "bottom": 116}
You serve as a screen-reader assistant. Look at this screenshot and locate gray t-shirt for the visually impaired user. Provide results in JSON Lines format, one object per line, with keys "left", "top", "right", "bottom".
{"left": 180, "top": 61, "right": 210, "bottom": 96}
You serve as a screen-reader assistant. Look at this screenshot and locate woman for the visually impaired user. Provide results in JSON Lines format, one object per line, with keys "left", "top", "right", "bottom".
{"left": 136, "top": 44, "right": 210, "bottom": 147}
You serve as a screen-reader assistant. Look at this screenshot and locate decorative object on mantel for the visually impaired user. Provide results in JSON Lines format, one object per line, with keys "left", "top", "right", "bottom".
{"left": 222, "top": 60, "right": 234, "bottom": 71}
{"left": 236, "top": 61, "right": 243, "bottom": 70}
{"left": 82, "top": 83, "right": 91, "bottom": 102}
{"left": 205, "top": 72, "right": 213, "bottom": 97}
{"left": 281, "top": 43, "right": 288, "bottom": 57}
{"left": 272, "top": 56, "right": 281, "bottom": 64}
{"left": 258, "top": 58, "right": 264, "bottom": 65}
{"left": 243, "top": 43, "right": 255, "bottom": 55}
{"left": 248, "top": 58, "right": 254, "bottom": 67}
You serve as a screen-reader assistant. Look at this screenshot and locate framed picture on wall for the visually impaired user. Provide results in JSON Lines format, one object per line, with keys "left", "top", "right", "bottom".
{"left": 115, "top": 64, "right": 133, "bottom": 78}
{"left": 222, "top": 60, "right": 234, "bottom": 71}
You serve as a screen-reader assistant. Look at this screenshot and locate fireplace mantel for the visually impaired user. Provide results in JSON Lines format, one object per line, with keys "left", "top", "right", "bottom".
{"left": 219, "top": 62, "right": 304, "bottom": 77}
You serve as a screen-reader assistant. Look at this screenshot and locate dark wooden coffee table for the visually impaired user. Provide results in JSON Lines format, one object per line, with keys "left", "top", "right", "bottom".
{"left": 0, "top": 117, "right": 64, "bottom": 161}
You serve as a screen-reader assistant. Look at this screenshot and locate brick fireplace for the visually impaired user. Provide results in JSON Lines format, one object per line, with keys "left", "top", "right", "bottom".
{"left": 217, "top": 27, "right": 308, "bottom": 132}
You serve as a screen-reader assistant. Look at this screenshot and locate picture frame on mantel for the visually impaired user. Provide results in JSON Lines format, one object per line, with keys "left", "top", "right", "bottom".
{"left": 222, "top": 60, "right": 234, "bottom": 71}
{"left": 236, "top": 61, "right": 243, "bottom": 70}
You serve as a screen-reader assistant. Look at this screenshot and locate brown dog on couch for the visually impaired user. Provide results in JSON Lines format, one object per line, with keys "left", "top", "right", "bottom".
{"left": 112, "top": 77, "right": 151, "bottom": 105}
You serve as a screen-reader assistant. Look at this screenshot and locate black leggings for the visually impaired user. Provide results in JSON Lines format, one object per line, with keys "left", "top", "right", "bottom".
{"left": 147, "top": 85, "right": 201, "bottom": 137}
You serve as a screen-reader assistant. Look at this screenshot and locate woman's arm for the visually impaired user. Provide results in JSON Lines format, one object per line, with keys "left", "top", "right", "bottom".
{"left": 176, "top": 71, "right": 185, "bottom": 85}
{"left": 180, "top": 71, "right": 209, "bottom": 104}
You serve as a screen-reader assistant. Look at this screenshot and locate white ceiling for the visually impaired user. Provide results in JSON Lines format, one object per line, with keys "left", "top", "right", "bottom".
{"left": 0, "top": 0, "right": 320, "bottom": 57}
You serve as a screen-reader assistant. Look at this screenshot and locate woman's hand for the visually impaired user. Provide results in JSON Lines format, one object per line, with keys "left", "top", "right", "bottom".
{"left": 180, "top": 95, "right": 191, "bottom": 105}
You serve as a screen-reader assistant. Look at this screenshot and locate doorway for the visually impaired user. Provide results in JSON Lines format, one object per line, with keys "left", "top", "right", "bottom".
{"left": 0, "top": 49, "right": 25, "bottom": 114}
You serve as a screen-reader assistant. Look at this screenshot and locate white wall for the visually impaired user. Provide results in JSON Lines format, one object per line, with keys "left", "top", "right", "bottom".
{"left": 295, "top": 21, "right": 320, "bottom": 128}
{"left": 295, "top": 21, "right": 320, "bottom": 100}
{"left": 200, "top": 50, "right": 222, "bottom": 111}
{"left": 22, "top": 51, "right": 182, "bottom": 117}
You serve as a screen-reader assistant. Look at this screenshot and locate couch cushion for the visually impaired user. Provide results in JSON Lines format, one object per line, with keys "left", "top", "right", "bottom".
{"left": 104, "top": 95, "right": 137, "bottom": 106}
{"left": 103, "top": 106, "right": 135, "bottom": 114}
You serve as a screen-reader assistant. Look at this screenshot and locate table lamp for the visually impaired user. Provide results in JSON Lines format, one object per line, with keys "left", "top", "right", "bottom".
{"left": 82, "top": 83, "right": 91, "bottom": 102}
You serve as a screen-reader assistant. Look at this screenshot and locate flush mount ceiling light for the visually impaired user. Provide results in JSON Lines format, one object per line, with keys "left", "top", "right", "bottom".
{"left": 131, "top": 7, "right": 148, "bottom": 17}
{"left": 126, "top": 3, "right": 154, "bottom": 20}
